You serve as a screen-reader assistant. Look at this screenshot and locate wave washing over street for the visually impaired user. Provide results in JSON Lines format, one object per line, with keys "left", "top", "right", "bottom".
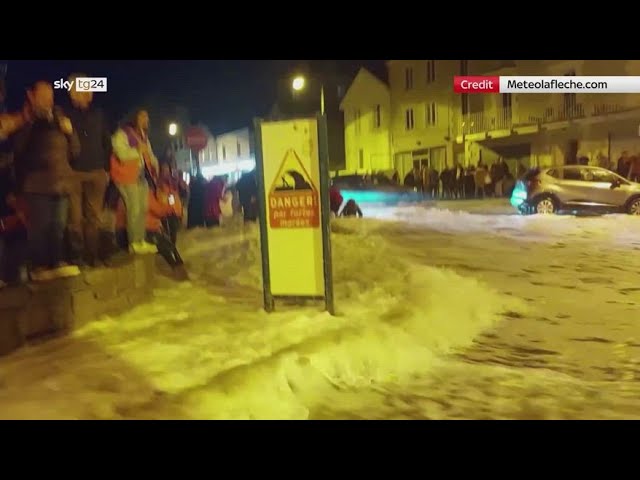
{"left": 1, "top": 200, "right": 640, "bottom": 419}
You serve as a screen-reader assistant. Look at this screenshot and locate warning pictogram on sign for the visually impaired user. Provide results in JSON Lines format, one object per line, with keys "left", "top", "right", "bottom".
{"left": 268, "top": 149, "right": 320, "bottom": 229}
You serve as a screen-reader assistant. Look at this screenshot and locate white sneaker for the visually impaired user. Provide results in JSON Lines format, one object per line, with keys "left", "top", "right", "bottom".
{"left": 142, "top": 241, "right": 158, "bottom": 253}
{"left": 51, "top": 262, "right": 81, "bottom": 278}
{"left": 131, "top": 241, "right": 157, "bottom": 255}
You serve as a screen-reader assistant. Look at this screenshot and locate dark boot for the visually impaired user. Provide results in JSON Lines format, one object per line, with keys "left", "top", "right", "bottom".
{"left": 84, "top": 227, "right": 100, "bottom": 267}
{"left": 98, "top": 230, "right": 118, "bottom": 265}
{"left": 66, "top": 228, "right": 85, "bottom": 266}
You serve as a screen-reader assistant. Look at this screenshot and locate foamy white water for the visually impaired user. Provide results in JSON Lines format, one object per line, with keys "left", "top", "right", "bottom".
{"left": 1, "top": 200, "right": 639, "bottom": 419}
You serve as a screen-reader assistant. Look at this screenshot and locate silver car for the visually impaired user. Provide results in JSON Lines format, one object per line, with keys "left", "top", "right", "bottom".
{"left": 511, "top": 165, "right": 640, "bottom": 215}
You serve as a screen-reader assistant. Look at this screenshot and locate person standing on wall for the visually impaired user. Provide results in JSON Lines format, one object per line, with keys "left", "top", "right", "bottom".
{"left": 110, "top": 109, "right": 158, "bottom": 255}
{"left": 64, "top": 73, "right": 115, "bottom": 266}
{"left": 12, "top": 81, "right": 81, "bottom": 281}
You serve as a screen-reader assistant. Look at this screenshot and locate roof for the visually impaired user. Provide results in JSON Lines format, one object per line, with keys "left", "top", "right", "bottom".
{"left": 339, "top": 68, "right": 390, "bottom": 111}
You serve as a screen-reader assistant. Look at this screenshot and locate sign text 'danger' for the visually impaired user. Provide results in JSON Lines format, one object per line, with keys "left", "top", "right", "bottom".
{"left": 269, "top": 191, "right": 319, "bottom": 229}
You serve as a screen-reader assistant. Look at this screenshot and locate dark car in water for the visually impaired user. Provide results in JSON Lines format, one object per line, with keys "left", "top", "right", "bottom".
{"left": 332, "top": 173, "right": 424, "bottom": 206}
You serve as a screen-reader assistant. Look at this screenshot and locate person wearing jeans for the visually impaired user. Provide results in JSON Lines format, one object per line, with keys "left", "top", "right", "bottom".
{"left": 12, "top": 81, "right": 81, "bottom": 281}
{"left": 65, "top": 73, "right": 115, "bottom": 266}
{"left": 25, "top": 193, "right": 69, "bottom": 270}
{"left": 110, "top": 109, "right": 157, "bottom": 255}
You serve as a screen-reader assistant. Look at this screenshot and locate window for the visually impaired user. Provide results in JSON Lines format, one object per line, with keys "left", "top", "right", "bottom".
{"left": 562, "top": 167, "right": 584, "bottom": 181}
{"left": 237, "top": 141, "right": 241, "bottom": 157}
{"left": 373, "top": 104, "right": 381, "bottom": 128}
{"left": 358, "top": 149, "right": 364, "bottom": 169}
{"left": 426, "top": 60, "right": 436, "bottom": 83}
{"left": 589, "top": 169, "right": 618, "bottom": 183}
{"left": 405, "top": 67, "right": 413, "bottom": 90}
{"left": 355, "top": 109, "right": 362, "bottom": 135}
{"left": 425, "top": 102, "right": 437, "bottom": 127}
{"left": 405, "top": 108, "right": 415, "bottom": 130}
{"left": 222, "top": 145, "right": 226, "bottom": 160}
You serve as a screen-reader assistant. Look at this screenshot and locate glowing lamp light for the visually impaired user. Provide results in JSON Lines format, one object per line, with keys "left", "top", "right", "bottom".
{"left": 168, "top": 123, "right": 178, "bottom": 136}
{"left": 292, "top": 76, "right": 306, "bottom": 92}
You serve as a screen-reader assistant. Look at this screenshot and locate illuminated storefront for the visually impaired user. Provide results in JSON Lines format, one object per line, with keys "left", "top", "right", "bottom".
{"left": 197, "top": 127, "right": 255, "bottom": 184}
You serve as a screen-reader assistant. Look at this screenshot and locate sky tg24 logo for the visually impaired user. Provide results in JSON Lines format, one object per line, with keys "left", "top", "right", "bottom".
{"left": 53, "top": 77, "right": 107, "bottom": 92}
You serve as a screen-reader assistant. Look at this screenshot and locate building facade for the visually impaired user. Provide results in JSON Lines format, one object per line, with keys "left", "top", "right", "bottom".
{"left": 196, "top": 127, "right": 255, "bottom": 183}
{"left": 342, "top": 60, "right": 640, "bottom": 180}
{"left": 198, "top": 136, "right": 218, "bottom": 169}
{"left": 387, "top": 60, "right": 462, "bottom": 179}
{"left": 339, "top": 68, "right": 392, "bottom": 174}
{"left": 384, "top": 60, "right": 640, "bottom": 179}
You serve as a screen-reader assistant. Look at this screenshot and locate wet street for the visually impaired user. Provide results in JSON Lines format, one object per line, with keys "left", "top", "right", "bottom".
{"left": 314, "top": 201, "right": 640, "bottom": 419}
{"left": 1, "top": 199, "right": 640, "bottom": 419}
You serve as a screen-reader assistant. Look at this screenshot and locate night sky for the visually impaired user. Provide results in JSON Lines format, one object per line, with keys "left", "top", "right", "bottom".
{"left": 3, "top": 60, "right": 386, "bottom": 134}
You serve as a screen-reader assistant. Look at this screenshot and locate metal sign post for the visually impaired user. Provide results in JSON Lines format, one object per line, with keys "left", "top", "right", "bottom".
{"left": 253, "top": 114, "right": 334, "bottom": 315}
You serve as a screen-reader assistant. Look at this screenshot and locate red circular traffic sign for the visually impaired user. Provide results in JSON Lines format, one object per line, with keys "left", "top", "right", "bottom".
{"left": 185, "top": 126, "right": 209, "bottom": 152}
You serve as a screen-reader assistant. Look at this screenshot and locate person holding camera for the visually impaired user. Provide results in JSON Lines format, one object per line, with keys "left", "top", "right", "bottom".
{"left": 12, "top": 81, "right": 81, "bottom": 281}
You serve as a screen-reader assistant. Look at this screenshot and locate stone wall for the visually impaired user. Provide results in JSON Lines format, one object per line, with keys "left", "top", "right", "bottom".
{"left": 0, "top": 255, "right": 156, "bottom": 356}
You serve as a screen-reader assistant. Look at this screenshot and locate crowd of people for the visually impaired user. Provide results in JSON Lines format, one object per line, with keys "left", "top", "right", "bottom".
{"left": 403, "top": 158, "right": 521, "bottom": 200}
{"left": 0, "top": 76, "right": 258, "bottom": 288}
{"left": 615, "top": 151, "right": 640, "bottom": 182}
{"left": 185, "top": 168, "right": 257, "bottom": 229}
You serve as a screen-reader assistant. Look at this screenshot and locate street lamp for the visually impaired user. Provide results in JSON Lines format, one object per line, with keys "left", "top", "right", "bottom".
{"left": 292, "top": 76, "right": 305, "bottom": 92}
{"left": 168, "top": 123, "right": 178, "bottom": 136}
{"left": 291, "top": 75, "right": 325, "bottom": 115}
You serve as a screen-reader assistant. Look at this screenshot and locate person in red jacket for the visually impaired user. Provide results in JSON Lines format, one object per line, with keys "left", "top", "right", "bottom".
{"left": 114, "top": 177, "right": 186, "bottom": 278}
{"left": 329, "top": 184, "right": 343, "bottom": 217}
{"left": 204, "top": 176, "right": 226, "bottom": 228}
{"left": 145, "top": 173, "right": 186, "bottom": 278}
{"left": 157, "top": 163, "right": 184, "bottom": 245}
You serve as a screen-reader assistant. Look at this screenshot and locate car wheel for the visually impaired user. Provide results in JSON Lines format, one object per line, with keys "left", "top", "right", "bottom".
{"left": 534, "top": 196, "right": 556, "bottom": 215}
{"left": 627, "top": 197, "right": 640, "bottom": 215}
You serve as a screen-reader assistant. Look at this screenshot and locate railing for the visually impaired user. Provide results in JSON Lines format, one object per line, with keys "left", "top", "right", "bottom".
{"left": 458, "top": 107, "right": 513, "bottom": 135}
{"left": 592, "top": 103, "right": 635, "bottom": 115}
{"left": 527, "top": 103, "right": 586, "bottom": 124}
{"left": 457, "top": 101, "right": 640, "bottom": 137}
